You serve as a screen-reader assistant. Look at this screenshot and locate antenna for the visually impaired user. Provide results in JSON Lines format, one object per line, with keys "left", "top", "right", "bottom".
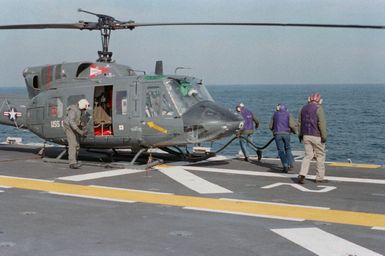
{"left": 175, "top": 67, "right": 192, "bottom": 74}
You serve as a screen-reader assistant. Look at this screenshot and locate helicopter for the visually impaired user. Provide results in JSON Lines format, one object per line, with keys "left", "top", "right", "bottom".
{"left": 0, "top": 9, "right": 383, "bottom": 162}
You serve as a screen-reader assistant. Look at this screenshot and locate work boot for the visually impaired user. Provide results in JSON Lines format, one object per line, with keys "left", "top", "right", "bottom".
{"left": 297, "top": 175, "right": 305, "bottom": 184}
{"left": 244, "top": 157, "right": 249, "bottom": 162}
{"left": 256, "top": 150, "right": 262, "bottom": 161}
{"left": 282, "top": 167, "right": 289, "bottom": 173}
{"left": 69, "top": 163, "right": 81, "bottom": 169}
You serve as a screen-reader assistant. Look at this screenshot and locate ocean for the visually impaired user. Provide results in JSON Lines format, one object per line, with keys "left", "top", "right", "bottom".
{"left": 1, "top": 84, "right": 384, "bottom": 164}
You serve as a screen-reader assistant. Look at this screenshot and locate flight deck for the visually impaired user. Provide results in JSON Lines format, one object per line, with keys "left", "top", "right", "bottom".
{"left": 0, "top": 144, "right": 384, "bottom": 256}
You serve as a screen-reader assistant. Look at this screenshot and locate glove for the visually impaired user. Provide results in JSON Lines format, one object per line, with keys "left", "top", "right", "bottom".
{"left": 298, "top": 135, "right": 303, "bottom": 143}
{"left": 321, "top": 138, "right": 326, "bottom": 143}
{"left": 80, "top": 130, "right": 88, "bottom": 136}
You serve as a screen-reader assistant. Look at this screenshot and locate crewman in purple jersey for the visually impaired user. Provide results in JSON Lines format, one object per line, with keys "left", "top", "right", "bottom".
{"left": 235, "top": 103, "right": 259, "bottom": 162}
{"left": 297, "top": 93, "right": 327, "bottom": 184}
{"left": 269, "top": 104, "right": 297, "bottom": 173}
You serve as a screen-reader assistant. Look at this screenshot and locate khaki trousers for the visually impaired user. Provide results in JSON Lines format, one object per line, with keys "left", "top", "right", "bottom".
{"left": 64, "top": 126, "right": 80, "bottom": 165}
{"left": 299, "top": 135, "right": 326, "bottom": 180}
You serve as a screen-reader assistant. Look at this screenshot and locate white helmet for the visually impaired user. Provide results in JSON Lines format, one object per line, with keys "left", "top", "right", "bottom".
{"left": 235, "top": 102, "right": 244, "bottom": 112}
{"left": 78, "top": 99, "right": 90, "bottom": 110}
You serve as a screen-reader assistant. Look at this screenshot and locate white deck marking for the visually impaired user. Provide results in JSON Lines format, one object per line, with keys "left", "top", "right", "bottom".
{"left": 184, "top": 166, "right": 289, "bottom": 177}
{"left": 372, "top": 227, "right": 385, "bottom": 231}
{"left": 48, "top": 192, "right": 136, "bottom": 203}
{"left": 170, "top": 155, "right": 231, "bottom": 167}
{"left": 271, "top": 227, "right": 383, "bottom": 256}
{"left": 158, "top": 166, "right": 232, "bottom": 194}
{"left": 261, "top": 182, "right": 337, "bottom": 193}
{"left": 183, "top": 166, "right": 385, "bottom": 184}
{"left": 0, "top": 185, "right": 12, "bottom": 188}
{"left": 325, "top": 176, "right": 385, "bottom": 184}
{"left": 184, "top": 207, "right": 304, "bottom": 221}
{"left": 372, "top": 193, "right": 385, "bottom": 197}
{"left": 220, "top": 198, "right": 330, "bottom": 210}
{"left": 0, "top": 185, "right": 12, "bottom": 192}
{"left": 184, "top": 155, "right": 231, "bottom": 165}
{"left": 57, "top": 168, "right": 145, "bottom": 181}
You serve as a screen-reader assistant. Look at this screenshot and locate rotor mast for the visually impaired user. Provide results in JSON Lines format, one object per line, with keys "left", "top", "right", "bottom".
{"left": 78, "top": 8, "right": 114, "bottom": 62}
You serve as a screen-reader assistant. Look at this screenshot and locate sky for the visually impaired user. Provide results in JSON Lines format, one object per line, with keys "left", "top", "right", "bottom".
{"left": 1, "top": 0, "right": 385, "bottom": 86}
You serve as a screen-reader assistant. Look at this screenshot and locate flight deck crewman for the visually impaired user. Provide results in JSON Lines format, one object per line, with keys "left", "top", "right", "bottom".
{"left": 269, "top": 104, "right": 297, "bottom": 173}
{"left": 236, "top": 103, "right": 259, "bottom": 162}
{"left": 63, "top": 99, "right": 89, "bottom": 169}
{"left": 297, "top": 93, "right": 327, "bottom": 184}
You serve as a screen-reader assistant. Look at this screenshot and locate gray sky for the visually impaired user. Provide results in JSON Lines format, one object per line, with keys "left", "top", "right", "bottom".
{"left": 1, "top": 0, "right": 385, "bottom": 86}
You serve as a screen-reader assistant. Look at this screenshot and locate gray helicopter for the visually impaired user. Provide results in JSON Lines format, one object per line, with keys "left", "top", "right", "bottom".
{"left": 0, "top": 9, "right": 383, "bottom": 161}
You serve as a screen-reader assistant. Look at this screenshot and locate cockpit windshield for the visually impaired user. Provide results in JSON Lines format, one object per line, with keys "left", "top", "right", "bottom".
{"left": 164, "top": 78, "right": 214, "bottom": 115}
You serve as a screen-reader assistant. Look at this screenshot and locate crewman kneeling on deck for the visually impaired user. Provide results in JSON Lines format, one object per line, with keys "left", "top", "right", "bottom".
{"left": 297, "top": 93, "right": 327, "bottom": 184}
{"left": 63, "top": 99, "right": 89, "bottom": 169}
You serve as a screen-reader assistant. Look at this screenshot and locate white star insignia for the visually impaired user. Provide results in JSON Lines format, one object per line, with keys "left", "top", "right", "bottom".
{"left": 3, "top": 108, "right": 22, "bottom": 121}
{"left": 8, "top": 108, "right": 17, "bottom": 121}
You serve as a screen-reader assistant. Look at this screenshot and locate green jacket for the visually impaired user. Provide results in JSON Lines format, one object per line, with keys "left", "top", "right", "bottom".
{"left": 63, "top": 105, "right": 83, "bottom": 135}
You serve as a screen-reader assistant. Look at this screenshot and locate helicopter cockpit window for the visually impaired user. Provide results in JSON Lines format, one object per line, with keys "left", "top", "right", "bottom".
{"left": 145, "top": 86, "right": 175, "bottom": 117}
{"left": 55, "top": 64, "right": 62, "bottom": 80}
{"left": 116, "top": 90, "right": 127, "bottom": 115}
{"left": 32, "top": 76, "right": 39, "bottom": 89}
{"left": 161, "top": 94, "right": 174, "bottom": 116}
{"left": 48, "top": 97, "right": 63, "bottom": 118}
{"left": 164, "top": 79, "right": 213, "bottom": 115}
{"left": 145, "top": 87, "right": 161, "bottom": 117}
{"left": 41, "top": 65, "right": 52, "bottom": 86}
{"left": 67, "top": 95, "right": 86, "bottom": 106}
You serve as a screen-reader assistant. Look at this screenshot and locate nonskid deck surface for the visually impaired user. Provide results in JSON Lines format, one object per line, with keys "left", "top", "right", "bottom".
{"left": 0, "top": 144, "right": 384, "bottom": 256}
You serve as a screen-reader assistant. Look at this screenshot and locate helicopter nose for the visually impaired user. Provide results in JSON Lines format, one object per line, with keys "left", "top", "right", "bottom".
{"left": 182, "top": 101, "right": 243, "bottom": 143}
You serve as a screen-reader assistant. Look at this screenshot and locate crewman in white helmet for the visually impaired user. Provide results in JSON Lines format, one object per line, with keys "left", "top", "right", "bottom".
{"left": 63, "top": 99, "right": 89, "bottom": 169}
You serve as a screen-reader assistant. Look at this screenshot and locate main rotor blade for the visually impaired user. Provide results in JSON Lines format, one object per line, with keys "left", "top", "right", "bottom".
{"left": 0, "top": 22, "right": 98, "bottom": 30}
{"left": 1, "top": 21, "right": 384, "bottom": 31}
{"left": 117, "top": 22, "right": 385, "bottom": 30}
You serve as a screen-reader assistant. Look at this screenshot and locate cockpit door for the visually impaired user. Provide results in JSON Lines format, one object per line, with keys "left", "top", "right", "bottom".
{"left": 93, "top": 85, "right": 113, "bottom": 137}
{"left": 141, "top": 83, "right": 184, "bottom": 146}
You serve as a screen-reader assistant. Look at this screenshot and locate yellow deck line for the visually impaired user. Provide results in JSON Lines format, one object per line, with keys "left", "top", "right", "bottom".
{"left": 1, "top": 175, "right": 385, "bottom": 228}
{"left": 328, "top": 162, "right": 382, "bottom": 169}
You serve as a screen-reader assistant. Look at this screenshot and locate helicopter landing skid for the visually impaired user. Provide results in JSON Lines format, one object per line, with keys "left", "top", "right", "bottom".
{"left": 42, "top": 147, "right": 70, "bottom": 165}
{"left": 55, "top": 148, "right": 68, "bottom": 160}
{"left": 41, "top": 147, "right": 158, "bottom": 169}
{"left": 130, "top": 148, "right": 147, "bottom": 165}
{"left": 84, "top": 148, "right": 150, "bottom": 165}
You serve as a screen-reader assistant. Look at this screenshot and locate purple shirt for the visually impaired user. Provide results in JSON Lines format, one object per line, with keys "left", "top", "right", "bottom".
{"left": 300, "top": 103, "right": 320, "bottom": 137}
{"left": 272, "top": 110, "right": 290, "bottom": 133}
{"left": 240, "top": 107, "right": 255, "bottom": 131}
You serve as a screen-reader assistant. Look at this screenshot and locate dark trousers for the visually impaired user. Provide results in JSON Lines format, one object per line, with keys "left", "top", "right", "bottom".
{"left": 274, "top": 133, "right": 294, "bottom": 168}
